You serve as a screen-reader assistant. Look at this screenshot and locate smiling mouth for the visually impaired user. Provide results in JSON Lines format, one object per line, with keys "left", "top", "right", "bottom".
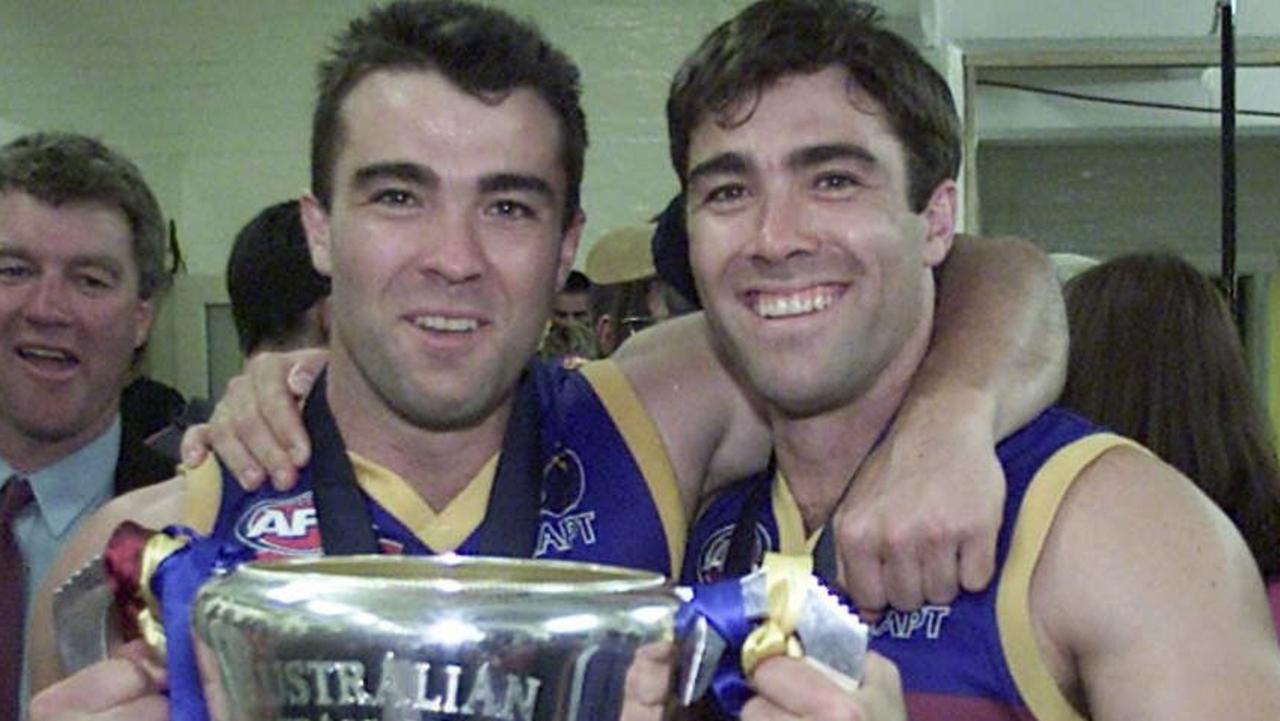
{"left": 412, "top": 314, "right": 481, "bottom": 333}
{"left": 748, "top": 285, "right": 843, "bottom": 319}
{"left": 16, "top": 345, "right": 80, "bottom": 371}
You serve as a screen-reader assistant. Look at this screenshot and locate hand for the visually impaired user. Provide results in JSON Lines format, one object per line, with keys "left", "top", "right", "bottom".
{"left": 28, "top": 640, "right": 168, "bottom": 721}
{"left": 741, "top": 652, "right": 904, "bottom": 721}
{"left": 833, "top": 400, "right": 1004, "bottom": 613}
{"left": 619, "top": 642, "right": 674, "bottom": 721}
{"left": 179, "top": 348, "right": 327, "bottom": 491}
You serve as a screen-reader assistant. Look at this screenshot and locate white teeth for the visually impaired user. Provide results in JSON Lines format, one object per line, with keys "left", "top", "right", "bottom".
{"left": 21, "top": 347, "right": 74, "bottom": 361}
{"left": 753, "top": 287, "right": 837, "bottom": 319}
{"left": 414, "top": 315, "right": 479, "bottom": 332}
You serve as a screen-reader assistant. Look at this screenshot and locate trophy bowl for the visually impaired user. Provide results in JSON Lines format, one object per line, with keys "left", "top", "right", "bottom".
{"left": 192, "top": 554, "right": 681, "bottom": 721}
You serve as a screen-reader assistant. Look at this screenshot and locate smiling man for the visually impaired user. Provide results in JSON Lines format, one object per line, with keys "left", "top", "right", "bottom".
{"left": 31, "top": 2, "right": 1069, "bottom": 719}
{"left": 671, "top": 2, "right": 1280, "bottom": 719}
{"left": 0, "top": 132, "right": 174, "bottom": 720}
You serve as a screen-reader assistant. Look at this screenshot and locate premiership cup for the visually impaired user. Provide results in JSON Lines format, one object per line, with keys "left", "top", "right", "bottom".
{"left": 192, "top": 555, "right": 682, "bottom": 721}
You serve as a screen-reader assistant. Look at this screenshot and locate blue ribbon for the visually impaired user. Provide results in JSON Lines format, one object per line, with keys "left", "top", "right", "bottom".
{"left": 677, "top": 579, "right": 757, "bottom": 717}
{"left": 149, "top": 527, "right": 253, "bottom": 721}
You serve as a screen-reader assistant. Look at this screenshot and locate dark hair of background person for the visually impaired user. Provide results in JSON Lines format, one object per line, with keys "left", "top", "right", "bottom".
{"left": 226, "top": 200, "right": 331, "bottom": 355}
{"left": 0, "top": 132, "right": 171, "bottom": 300}
{"left": 311, "top": 0, "right": 587, "bottom": 229}
{"left": 667, "top": 0, "right": 960, "bottom": 212}
{"left": 563, "top": 269, "right": 591, "bottom": 295}
{"left": 1060, "top": 252, "right": 1280, "bottom": 579}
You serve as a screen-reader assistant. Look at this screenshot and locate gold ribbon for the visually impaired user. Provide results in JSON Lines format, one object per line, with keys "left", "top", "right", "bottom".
{"left": 740, "top": 553, "right": 811, "bottom": 676}
{"left": 136, "top": 532, "right": 191, "bottom": 660}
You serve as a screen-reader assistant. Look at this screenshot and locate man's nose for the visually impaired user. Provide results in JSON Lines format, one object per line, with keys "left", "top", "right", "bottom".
{"left": 418, "top": 210, "right": 486, "bottom": 283}
{"left": 22, "top": 276, "right": 74, "bottom": 324}
{"left": 751, "top": 190, "right": 819, "bottom": 264}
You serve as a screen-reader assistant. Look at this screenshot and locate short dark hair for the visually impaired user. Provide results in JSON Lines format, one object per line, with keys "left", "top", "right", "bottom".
{"left": 226, "top": 200, "right": 331, "bottom": 354}
{"left": 0, "top": 132, "right": 170, "bottom": 298}
{"left": 667, "top": 0, "right": 960, "bottom": 211}
{"left": 311, "top": 0, "right": 587, "bottom": 228}
{"left": 562, "top": 269, "right": 591, "bottom": 294}
{"left": 1061, "top": 253, "right": 1280, "bottom": 579}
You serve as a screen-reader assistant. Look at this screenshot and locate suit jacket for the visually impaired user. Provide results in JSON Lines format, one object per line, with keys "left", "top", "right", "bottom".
{"left": 114, "top": 424, "right": 176, "bottom": 496}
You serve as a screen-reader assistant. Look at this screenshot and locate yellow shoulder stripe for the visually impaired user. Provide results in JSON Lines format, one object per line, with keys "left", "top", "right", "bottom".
{"left": 580, "top": 359, "right": 687, "bottom": 579}
{"left": 181, "top": 455, "right": 224, "bottom": 535}
{"left": 996, "top": 432, "right": 1148, "bottom": 721}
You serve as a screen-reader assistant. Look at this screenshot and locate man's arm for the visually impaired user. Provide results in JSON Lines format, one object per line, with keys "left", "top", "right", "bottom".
{"left": 28, "top": 479, "right": 186, "bottom": 694}
{"left": 1035, "top": 448, "right": 1280, "bottom": 720}
{"left": 833, "top": 234, "right": 1067, "bottom": 612}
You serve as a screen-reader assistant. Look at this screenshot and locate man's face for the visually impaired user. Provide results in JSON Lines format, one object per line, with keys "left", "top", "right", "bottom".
{"left": 303, "top": 69, "right": 582, "bottom": 431}
{"left": 685, "top": 66, "right": 954, "bottom": 417}
{"left": 0, "top": 190, "right": 153, "bottom": 462}
{"left": 553, "top": 290, "right": 590, "bottom": 324}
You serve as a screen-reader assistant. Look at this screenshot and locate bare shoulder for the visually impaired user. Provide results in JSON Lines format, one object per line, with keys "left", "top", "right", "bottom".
{"left": 1030, "top": 445, "right": 1280, "bottom": 720}
{"left": 611, "top": 313, "right": 770, "bottom": 506}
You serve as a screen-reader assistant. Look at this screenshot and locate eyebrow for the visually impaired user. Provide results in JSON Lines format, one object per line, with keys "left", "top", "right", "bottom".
{"left": 686, "top": 152, "right": 751, "bottom": 186}
{"left": 787, "top": 143, "right": 879, "bottom": 172}
{"left": 478, "top": 173, "right": 556, "bottom": 202}
{"left": 351, "top": 161, "right": 438, "bottom": 190}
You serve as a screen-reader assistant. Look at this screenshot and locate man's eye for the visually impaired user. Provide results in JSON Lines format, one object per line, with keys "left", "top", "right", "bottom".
{"left": 704, "top": 184, "right": 748, "bottom": 205}
{"left": 372, "top": 189, "right": 416, "bottom": 206}
{"left": 488, "top": 199, "right": 536, "bottom": 220}
{"left": 815, "top": 173, "right": 860, "bottom": 191}
{"left": 75, "top": 273, "right": 113, "bottom": 291}
{"left": 0, "top": 263, "right": 33, "bottom": 281}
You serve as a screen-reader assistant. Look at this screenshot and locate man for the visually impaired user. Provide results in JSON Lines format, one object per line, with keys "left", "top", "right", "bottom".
{"left": 0, "top": 132, "right": 174, "bottom": 719}
{"left": 553, "top": 269, "right": 592, "bottom": 326}
{"left": 32, "top": 0, "right": 1063, "bottom": 718}
{"left": 669, "top": 1, "right": 1280, "bottom": 719}
{"left": 144, "top": 200, "right": 331, "bottom": 459}
{"left": 227, "top": 200, "right": 331, "bottom": 357}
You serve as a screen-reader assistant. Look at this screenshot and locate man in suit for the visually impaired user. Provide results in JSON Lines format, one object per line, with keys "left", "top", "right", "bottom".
{"left": 0, "top": 132, "right": 174, "bottom": 718}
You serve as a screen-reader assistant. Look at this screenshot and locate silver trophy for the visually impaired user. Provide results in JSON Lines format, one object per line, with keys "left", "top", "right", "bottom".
{"left": 192, "top": 555, "right": 682, "bottom": 721}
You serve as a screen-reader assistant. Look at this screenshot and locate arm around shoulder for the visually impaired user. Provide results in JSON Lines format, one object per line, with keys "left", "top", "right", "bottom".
{"left": 27, "top": 477, "right": 187, "bottom": 694}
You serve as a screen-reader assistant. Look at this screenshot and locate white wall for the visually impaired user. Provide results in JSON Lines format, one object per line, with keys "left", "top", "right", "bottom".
{"left": 2, "top": 0, "right": 1279, "bottom": 389}
{"left": 927, "top": 0, "right": 1280, "bottom": 41}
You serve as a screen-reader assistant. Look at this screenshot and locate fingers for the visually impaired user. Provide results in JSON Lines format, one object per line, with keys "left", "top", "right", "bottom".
{"left": 742, "top": 656, "right": 866, "bottom": 721}
{"left": 29, "top": 644, "right": 167, "bottom": 721}
{"left": 199, "top": 350, "right": 323, "bottom": 492}
{"left": 619, "top": 642, "right": 673, "bottom": 721}
{"left": 257, "top": 350, "right": 325, "bottom": 475}
{"left": 920, "top": 534, "right": 961, "bottom": 605}
{"left": 958, "top": 524, "right": 997, "bottom": 593}
{"left": 852, "top": 653, "right": 906, "bottom": 721}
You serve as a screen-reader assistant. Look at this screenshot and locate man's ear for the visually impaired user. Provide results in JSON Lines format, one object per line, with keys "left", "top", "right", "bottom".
{"left": 555, "top": 210, "right": 586, "bottom": 290}
{"left": 920, "top": 179, "right": 957, "bottom": 268}
{"left": 595, "top": 314, "right": 616, "bottom": 356}
{"left": 132, "top": 296, "right": 155, "bottom": 350}
{"left": 300, "top": 193, "right": 334, "bottom": 276}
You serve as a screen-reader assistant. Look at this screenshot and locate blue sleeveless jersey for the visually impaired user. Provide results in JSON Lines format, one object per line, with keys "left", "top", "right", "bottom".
{"left": 184, "top": 358, "right": 686, "bottom": 579}
{"left": 683, "top": 408, "right": 1142, "bottom": 720}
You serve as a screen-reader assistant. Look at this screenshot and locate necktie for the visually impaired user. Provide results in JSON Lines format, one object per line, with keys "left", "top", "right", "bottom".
{"left": 0, "top": 476, "right": 33, "bottom": 721}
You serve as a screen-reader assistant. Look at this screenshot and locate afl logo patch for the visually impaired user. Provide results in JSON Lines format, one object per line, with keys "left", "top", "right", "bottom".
{"left": 234, "top": 492, "right": 321, "bottom": 557}
{"left": 541, "top": 447, "right": 586, "bottom": 518}
{"left": 695, "top": 522, "right": 772, "bottom": 583}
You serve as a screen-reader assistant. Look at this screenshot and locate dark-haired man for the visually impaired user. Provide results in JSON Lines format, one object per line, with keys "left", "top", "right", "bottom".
{"left": 227, "top": 200, "right": 330, "bottom": 356}
{"left": 670, "top": 1, "right": 1280, "bottom": 719}
{"left": 0, "top": 132, "right": 174, "bottom": 720}
{"left": 32, "top": 1, "right": 1067, "bottom": 719}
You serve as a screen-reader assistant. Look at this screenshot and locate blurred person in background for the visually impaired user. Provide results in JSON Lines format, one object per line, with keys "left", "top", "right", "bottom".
{"left": 1060, "top": 251, "right": 1280, "bottom": 632}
